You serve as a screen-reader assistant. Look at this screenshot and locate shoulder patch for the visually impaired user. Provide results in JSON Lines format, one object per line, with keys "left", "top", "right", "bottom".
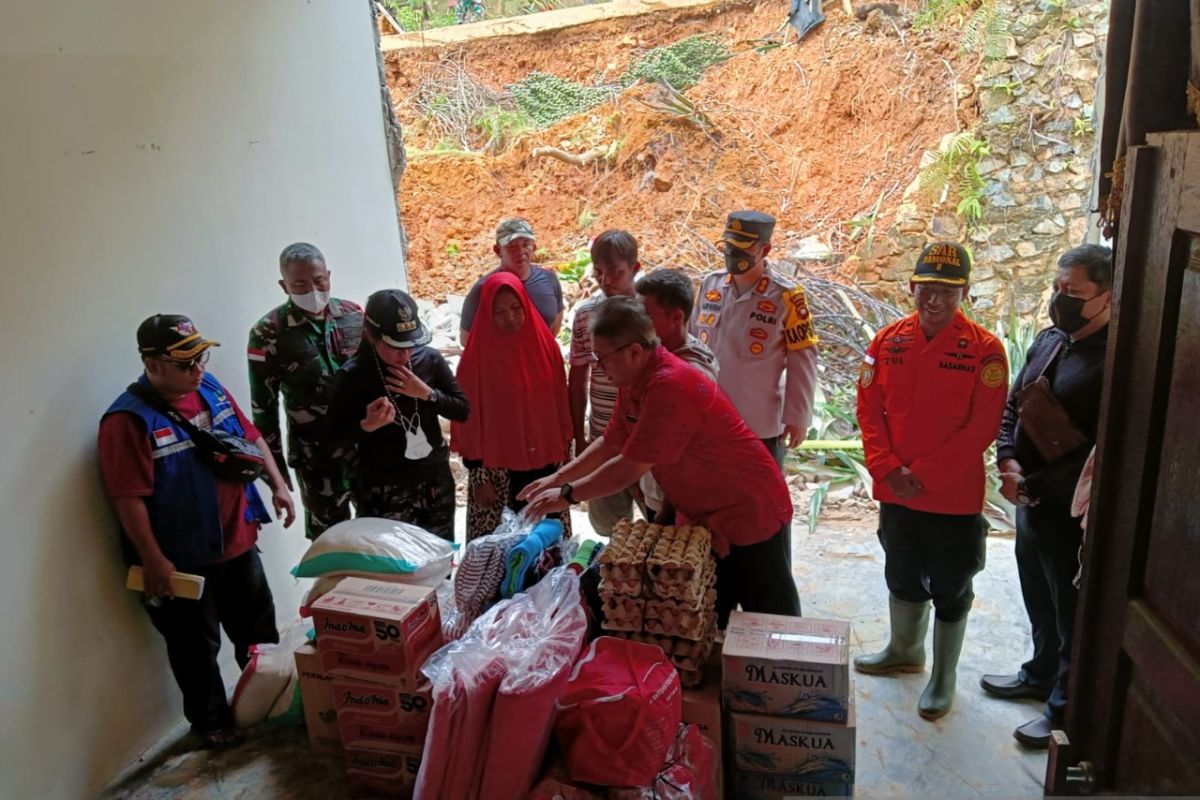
{"left": 781, "top": 287, "right": 819, "bottom": 351}
{"left": 980, "top": 361, "right": 1007, "bottom": 388}
{"left": 860, "top": 362, "right": 875, "bottom": 388}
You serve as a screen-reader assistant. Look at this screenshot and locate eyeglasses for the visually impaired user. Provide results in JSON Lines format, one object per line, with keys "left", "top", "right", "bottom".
{"left": 590, "top": 341, "right": 639, "bottom": 366}
{"left": 160, "top": 351, "right": 210, "bottom": 371}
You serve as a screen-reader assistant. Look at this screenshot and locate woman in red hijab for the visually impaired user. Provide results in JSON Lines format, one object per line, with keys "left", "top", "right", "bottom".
{"left": 453, "top": 271, "right": 573, "bottom": 540}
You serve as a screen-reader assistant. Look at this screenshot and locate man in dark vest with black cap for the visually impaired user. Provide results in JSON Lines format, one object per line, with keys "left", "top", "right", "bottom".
{"left": 98, "top": 314, "right": 296, "bottom": 748}
{"left": 853, "top": 243, "right": 1009, "bottom": 720}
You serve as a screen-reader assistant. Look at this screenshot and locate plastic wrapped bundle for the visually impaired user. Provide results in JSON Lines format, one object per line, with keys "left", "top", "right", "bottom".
{"left": 608, "top": 724, "right": 718, "bottom": 800}
{"left": 415, "top": 568, "right": 587, "bottom": 800}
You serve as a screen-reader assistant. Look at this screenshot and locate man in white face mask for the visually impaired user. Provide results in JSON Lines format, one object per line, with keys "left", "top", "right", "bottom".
{"left": 248, "top": 242, "right": 365, "bottom": 539}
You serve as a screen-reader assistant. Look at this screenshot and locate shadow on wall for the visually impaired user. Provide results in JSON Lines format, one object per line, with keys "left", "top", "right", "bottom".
{"left": 19, "top": 377, "right": 180, "bottom": 796}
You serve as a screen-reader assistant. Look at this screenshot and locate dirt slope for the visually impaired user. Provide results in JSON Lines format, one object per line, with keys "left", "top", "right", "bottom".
{"left": 386, "top": 1, "right": 975, "bottom": 300}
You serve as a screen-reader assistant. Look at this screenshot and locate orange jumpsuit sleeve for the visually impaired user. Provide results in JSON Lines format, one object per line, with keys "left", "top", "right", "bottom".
{"left": 908, "top": 338, "right": 1009, "bottom": 494}
{"left": 856, "top": 332, "right": 904, "bottom": 482}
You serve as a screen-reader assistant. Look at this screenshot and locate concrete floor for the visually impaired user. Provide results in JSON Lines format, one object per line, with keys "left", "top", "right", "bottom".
{"left": 101, "top": 504, "right": 1050, "bottom": 799}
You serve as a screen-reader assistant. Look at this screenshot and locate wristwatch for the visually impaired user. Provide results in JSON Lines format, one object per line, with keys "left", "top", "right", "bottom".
{"left": 559, "top": 483, "right": 576, "bottom": 504}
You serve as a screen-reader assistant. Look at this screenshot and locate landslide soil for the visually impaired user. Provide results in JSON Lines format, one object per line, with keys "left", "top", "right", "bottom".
{"left": 386, "top": 0, "right": 977, "bottom": 301}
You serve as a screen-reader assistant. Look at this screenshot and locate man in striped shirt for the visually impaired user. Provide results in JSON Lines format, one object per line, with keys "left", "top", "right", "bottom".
{"left": 569, "top": 230, "right": 641, "bottom": 535}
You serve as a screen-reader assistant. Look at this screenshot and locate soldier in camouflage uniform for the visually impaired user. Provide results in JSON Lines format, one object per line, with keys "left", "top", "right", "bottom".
{"left": 248, "top": 243, "right": 364, "bottom": 539}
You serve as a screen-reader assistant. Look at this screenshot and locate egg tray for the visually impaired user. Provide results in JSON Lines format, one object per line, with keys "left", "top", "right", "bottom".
{"left": 643, "top": 604, "right": 716, "bottom": 642}
{"left": 599, "top": 595, "right": 645, "bottom": 634}
{"left": 597, "top": 519, "right": 657, "bottom": 583}
{"left": 645, "top": 525, "right": 713, "bottom": 587}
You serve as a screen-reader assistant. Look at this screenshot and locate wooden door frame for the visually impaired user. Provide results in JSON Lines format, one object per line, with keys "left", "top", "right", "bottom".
{"left": 1064, "top": 130, "right": 1200, "bottom": 790}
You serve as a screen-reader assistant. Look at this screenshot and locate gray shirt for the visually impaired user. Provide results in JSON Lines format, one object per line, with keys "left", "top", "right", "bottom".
{"left": 460, "top": 266, "right": 564, "bottom": 331}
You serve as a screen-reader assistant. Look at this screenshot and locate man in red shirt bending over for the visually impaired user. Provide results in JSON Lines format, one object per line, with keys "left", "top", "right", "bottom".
{"left": 853, "top": 243, "right": 1008, "bottom": 721}
{"left": 98, "top": 315, "right": 295, "bottom": 748}
{"left": 521, "top": 296, "right": 799, "bottom": 622}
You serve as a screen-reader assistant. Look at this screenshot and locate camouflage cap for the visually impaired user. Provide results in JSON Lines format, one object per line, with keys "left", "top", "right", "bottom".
{"left": 495, "top": 218, "right": 536, "bottom": 246}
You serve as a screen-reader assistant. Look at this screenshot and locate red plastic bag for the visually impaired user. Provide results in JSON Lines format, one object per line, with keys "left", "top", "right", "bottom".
{"left": 554, "top": 637, "right": 682, "bottom": 787}
{"left": 609, "top": 724, "right": 718, "bottom": 800}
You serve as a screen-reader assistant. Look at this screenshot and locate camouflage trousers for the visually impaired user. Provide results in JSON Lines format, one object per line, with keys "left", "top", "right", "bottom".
{"left": 296, "top": 465, "right": 354, "bottom": 541}
{"left": 355, "top": 462, "right": 456, "bottom": 542}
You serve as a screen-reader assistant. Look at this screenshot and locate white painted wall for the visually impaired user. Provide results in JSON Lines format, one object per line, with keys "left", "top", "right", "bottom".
{"left": 0, "top": 2, "right": 405, "bottom": 796}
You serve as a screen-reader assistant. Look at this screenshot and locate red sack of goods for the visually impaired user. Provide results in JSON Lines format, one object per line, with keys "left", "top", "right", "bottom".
{"left": 554, "top": 637, "right": 682, "bottom": 787}
{"left": 608, "top": 724, "right": 718, "bottom": 800}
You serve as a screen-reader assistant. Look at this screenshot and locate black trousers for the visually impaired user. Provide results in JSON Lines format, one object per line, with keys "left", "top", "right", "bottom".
{"left": 877, "top": 503, "right": 986, "bottom": 623}
{"left": 715, "top": 525, "right": 802, "bottom": 628}
{"left": 760, "top": 435, "right": 793, "bottom": 569}
{"left": 1015, "top": 503, "right": 1083, "bottom": 723}
{"left": 142, "top": 548, "right": 279, "bottom": 734}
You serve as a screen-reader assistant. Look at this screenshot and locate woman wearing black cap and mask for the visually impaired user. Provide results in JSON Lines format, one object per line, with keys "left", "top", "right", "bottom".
{"left": 325, "top": 290, "right": 469, "bottom": 540}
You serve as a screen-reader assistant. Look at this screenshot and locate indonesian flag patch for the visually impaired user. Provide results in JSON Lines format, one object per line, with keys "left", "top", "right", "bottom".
{"left": 152, "top": 427, "right": 178, "bottom": 447}
{"left": 247, "top": 348, "right": 267, "bottom": 363}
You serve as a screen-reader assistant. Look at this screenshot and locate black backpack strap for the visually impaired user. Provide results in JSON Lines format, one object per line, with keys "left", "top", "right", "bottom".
{"left": 126, "top": 381, "right": 208, "bottom": 442}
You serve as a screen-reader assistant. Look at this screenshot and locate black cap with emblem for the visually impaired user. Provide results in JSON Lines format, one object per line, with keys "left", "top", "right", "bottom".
{"left": 364, "top": 289, "right": 431, "bottom": 349}
{"left": 720, "top": 210, "right": 776, "bottom": 275}
{"left": 912, "top": 242, "right": 972, "bottom": 287}
{"left": 137, "top": 314, "right": 220, "bottom": 361}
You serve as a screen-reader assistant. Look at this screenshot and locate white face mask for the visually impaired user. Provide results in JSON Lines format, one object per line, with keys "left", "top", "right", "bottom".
{"left": 290, "top": 289, "right": 330, "bottom": 314}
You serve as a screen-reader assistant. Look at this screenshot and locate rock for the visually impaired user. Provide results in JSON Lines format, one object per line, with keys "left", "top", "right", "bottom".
{"left": 652, "top": 175, "right": 673, "bottom": 191}
{"left": 1016, "top": 241, "right": 1041, "bottom": 258}
{"left": 1072, "top": 31, "right": 1096, "bottom": 49}
{"left": 1064, "top": 92, "right": 1084, "bottom": 110}
{"left": 970, "top": 227, "right": 993, "bottom": 244}
{"left": 983, "top": 244, "right": 1015, "bottom": 262}
{"left": 1010, "top": 151, "right": 1032, "bottom": 168}
{"left": 1069, "top": 175, "right": 1092, "bottom": 191}
{"left": 1047, "top": 159, "right": 1066, "bottom": 174}
{"left": 972, "top": 278, "right": 1002, "bottom": 297}
{"left": 930, "top": 215, "right": 961, "bottom": 238}
{"left": 972, "top": 264, "right": 997, "bottom": 281}
{"left": 990, "top": 189, "right": 1018, "bottom": 209}
{"left": 791, "top": 236, "right": 833, "bottom": 261}
{"left": 1069, "top": 216, "right": 1090, "bottom": 241}
{"left": 987, "top": 105, "right": 1018, "bottom": 125}
{"left": 1068, "top": 61, "right": 1100, "bottom": 84}
{"left": 1033, "top": 218, "right": 1065, "bottom": 235}
{"left": 1060, "top": 193, "right": 1083, "bottom": 211}
{"left": 1032, "top": 195, "right": 1055, "bottom": 212}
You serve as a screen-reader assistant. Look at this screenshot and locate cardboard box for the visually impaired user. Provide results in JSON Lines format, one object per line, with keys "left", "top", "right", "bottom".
{"left": 294, "top": 643, "right": 342, "bottom": 755}
{"left": 733, "top": 769, "right": 854, "bottom": 798}
{"left": 729, "top": 708, "right": 855, "bottom": 783}
{"left": 311, "top": 578, "right": 442, "bottom": 689}
{"left": 722, "top": 612, "right": 851, "bottom": 722}
{"left": 343, "top": 746, "right": 422, "bottom": 798}
{"left": 681, "top": 675, "right": 724, "bottom": 796}
{"left": 332, "top": 677, "right": 433, "bottom": 752}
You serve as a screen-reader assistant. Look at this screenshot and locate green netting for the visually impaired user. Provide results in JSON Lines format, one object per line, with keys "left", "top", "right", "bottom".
{"left": 621, "top": 35, "right": 731, "bottom": 90}
{"left": 508, "top": 72, "right": 615, "bottom": 129}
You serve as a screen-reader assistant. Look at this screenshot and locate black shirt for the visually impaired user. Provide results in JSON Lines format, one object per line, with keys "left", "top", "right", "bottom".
{"left": 997, "top": 325, "right": 1108, "bottom": 509}
{"left": 326, "top": 346, "right": 469, "bottom": 477}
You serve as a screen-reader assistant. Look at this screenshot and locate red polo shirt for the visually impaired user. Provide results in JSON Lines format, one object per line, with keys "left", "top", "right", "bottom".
{"left": 603, "top": 347, "right": 792, "bottom": 556}
{"left": 98, "top": 390, "right": 263, "bottom": 562}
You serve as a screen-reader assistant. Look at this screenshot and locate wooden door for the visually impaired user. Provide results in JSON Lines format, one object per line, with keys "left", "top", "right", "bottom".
{"left": 1048, "top": 130, "right": 1200, "bottom": 795}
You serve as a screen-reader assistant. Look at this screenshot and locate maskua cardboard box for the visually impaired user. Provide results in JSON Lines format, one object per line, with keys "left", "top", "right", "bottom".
{"left": 729, "top": 706, "right": 856, "bottom": 784}
{"left": 331, "top": 677, "right": 433, "bottom": 752}
{"left": 733, "top": 768, "right": 854, "bottom": 798}
{"left": 311, "top": 578, "right": 442, "bottom": 689}
{"left": 722, "top": 612, "right": 851, "bottom": 721}
{"left": 343, "top": 746, "right": 422, "bottom": 798}
{"left": 294, "top": 643, "right": 341, "bottom": 755}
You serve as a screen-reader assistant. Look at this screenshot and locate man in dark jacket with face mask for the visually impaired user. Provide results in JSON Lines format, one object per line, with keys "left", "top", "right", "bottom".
{"left": 981, "top": 244, "right": 1112, "bottom": 748}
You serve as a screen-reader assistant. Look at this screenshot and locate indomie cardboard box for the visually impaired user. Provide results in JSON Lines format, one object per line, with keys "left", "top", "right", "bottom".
{"left": 332, "top": 677, "right": 433, "bottom": 752}
{"left": 733, "top": 769, "right": 854, "bottom": 798}
{"left": 294, "top": 643, "right": 341, "bottom": 755}
{"left": 311, "top": 578, "right": 442, "bottom": 689}
{"left": 343, "top": 746, "right": 422, "bottom": 798}
{"left": 729, "top": 706, "right": 856, "bottom": 784}
{"left": 722, "top": 612, "right": 851, "bottom": 721}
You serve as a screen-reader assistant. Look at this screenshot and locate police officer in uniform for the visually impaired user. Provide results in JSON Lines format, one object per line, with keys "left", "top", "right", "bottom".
{"left": 853, "top": 243, "right": 1009, "bottom": 720}
{"left": 248, "top": 243, "right": 364, "bottom": 540}
{"left": 688, "top": 211, "right": 819, "bottom": 468}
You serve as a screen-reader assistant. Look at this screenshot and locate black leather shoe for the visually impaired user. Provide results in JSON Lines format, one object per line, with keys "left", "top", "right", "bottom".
{"left": 980, "top": 673, "right": 1052, "bottom": 701}
{"left": 1014, "top": 715, "right": 1055, "bottom": 749}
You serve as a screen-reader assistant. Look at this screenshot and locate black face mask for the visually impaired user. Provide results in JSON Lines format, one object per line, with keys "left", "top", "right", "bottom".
{"left": 1049, "top": 290, "right": 1106, "bottom": 334}
{"left": 725, "top": 247, "right": 756, "bottom": 276}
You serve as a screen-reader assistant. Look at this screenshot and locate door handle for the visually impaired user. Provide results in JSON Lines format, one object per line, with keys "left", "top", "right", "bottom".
{"left": 1066, "top": 761, "right": 1097, "bottom": 794}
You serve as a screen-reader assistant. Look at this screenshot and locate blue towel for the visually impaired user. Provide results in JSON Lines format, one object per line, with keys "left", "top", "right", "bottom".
{"left": 500, "top": 519, "right": 564, "bottom": 599}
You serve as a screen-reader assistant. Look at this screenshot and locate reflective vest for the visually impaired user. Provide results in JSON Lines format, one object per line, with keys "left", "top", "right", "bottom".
{"left": 104, "top": 373, "right": 270, "bottom": 567}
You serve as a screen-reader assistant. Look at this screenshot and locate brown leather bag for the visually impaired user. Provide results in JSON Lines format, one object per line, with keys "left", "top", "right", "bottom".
{"left": 1015, "top": 341, "right": 1089, "bottom": 463}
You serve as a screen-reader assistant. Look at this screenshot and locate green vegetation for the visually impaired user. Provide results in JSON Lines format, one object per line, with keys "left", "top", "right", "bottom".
{"left": 919, "top": 132, "right": 990, "bottom": 229}
{"left": 555, "top": 249, "right": 591, "bottom": 284}
{"left": 913, "top": 0, "right": 1009, "bottom": 60}
{"left": 621, "top": 36, "right": 731, "bottom": 91}
{"left": 508, "top": 72, "right": 614, "bottom": 128}
{"left": 381, "top": 0, "right": 455, "bottom": 30}
{"left": 474, "top": 108, "right": 534, "bottom": 151}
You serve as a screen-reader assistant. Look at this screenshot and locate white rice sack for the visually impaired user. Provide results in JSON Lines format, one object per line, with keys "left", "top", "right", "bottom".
{"left": 232, "top": 625, "right": 309, "bottom": 727}
{"left": 291, "top": 517, "right": 457, "bottom": 580}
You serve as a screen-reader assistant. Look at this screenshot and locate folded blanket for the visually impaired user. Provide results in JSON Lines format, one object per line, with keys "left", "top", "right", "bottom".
{"left": 501, "top": 519, "right": 564, "bottom": 599}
